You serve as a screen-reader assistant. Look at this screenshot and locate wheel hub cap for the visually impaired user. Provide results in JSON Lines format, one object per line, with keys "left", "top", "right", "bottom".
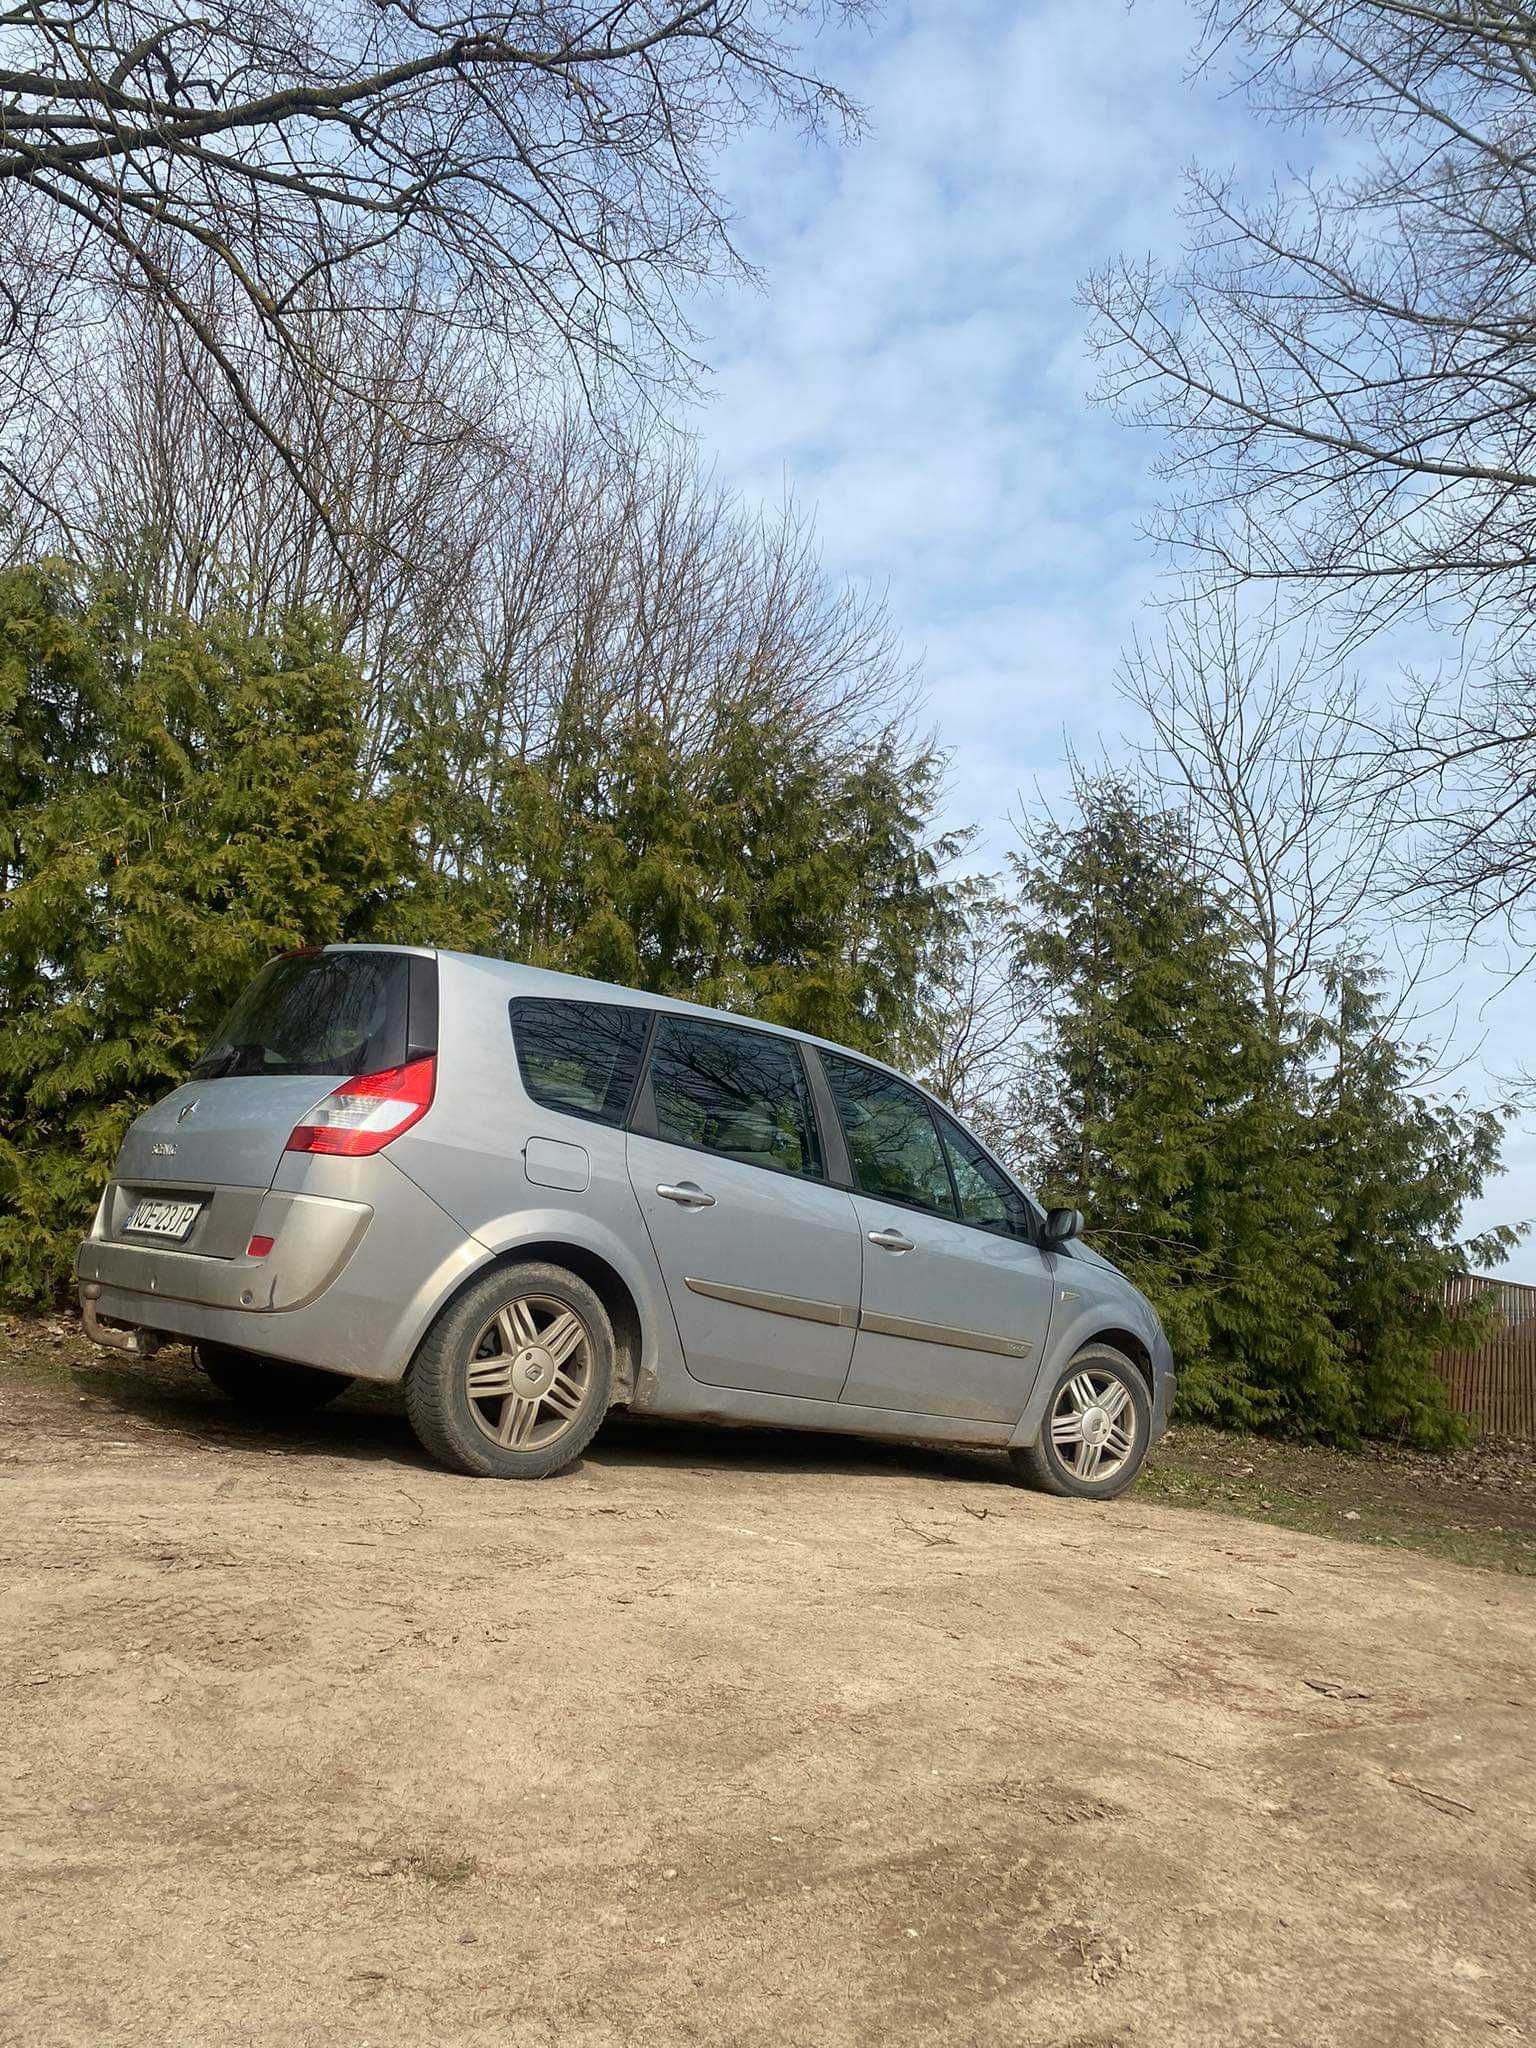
{"left": 1081, "top": 1405, "right": 1111, "bottom": 1447}
{"left": 511, "top": 1347, "right": 554, "bottom": 1396}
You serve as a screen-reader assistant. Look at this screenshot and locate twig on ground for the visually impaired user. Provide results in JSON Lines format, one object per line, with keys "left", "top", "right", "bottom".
{"left": 1386, "top": 1774, "right": 1475, "bottom": 1817}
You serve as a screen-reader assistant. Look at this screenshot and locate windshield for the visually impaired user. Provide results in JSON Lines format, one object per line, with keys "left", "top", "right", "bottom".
{"left": 191, "top": 952, "right": 415, "bottom": 1079}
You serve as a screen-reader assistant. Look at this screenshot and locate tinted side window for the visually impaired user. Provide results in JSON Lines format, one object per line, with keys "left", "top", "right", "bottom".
{"left": 649, "top": 1018, "right": 824, "bottom": 1179}
{"left": 940, "top": 1118, "right": 1035, "bottom": 1242}
{"left": 820, "top": 1053, "right": 957, "bottom": 1218}
{"left": 509, "top": 998, "right": 649, "bottom": 1128}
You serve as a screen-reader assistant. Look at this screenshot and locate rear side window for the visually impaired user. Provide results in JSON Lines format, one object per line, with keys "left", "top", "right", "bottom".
{"left": 939, "top": 1117, "right": 1035, "bottom": 1242}
{"left": 192, "top": 951, "right": 430, "bottom": 1079}
{"left": 819, "top": 1052, "right": 957, "bottom": 1218}
{"left": 509, "top": 998, "right": 649, "bottom": 1128}
{"left": 648, "top": 1017, "right": 824, "bottom": 1179}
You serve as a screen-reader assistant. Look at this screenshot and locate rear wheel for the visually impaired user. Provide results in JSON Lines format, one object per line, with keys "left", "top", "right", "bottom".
{"left": 405, "top": 1261, "right": 614, "bottom": 1479}
{"left": 1010, "top": 1344, "right": 1151, "bottom": 1499}
{"left": 196, "top": 1342, "right": 353, "bottom": 1415}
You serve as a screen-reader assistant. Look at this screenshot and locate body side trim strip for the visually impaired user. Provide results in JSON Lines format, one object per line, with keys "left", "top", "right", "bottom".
{"left": 683, "top": 1277, "right": 855, "bottom": 1328}
{"left": 858, "top": 1307, "right": 1034, "bottom": 1359}
{"left": 682, "top": 1276, "right": 1032, "bottom": 1358}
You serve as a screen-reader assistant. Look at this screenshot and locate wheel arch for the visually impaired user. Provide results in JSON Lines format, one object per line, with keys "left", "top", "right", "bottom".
{"left": 411, "top": 1239, "right": 647, "bottom": 1404}
{"left": 1081, "top": 1326, "right": 1153, "bottom": 1395}
{"left": 1010, "top": 1319, "right": 1156, "bottom": 1451}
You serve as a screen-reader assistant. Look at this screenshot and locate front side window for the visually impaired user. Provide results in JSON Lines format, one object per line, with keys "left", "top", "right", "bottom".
{"left": 648, "top": 1017, "right": 824, "bottom": 1179}
{"left": 509, "top": 998, "right": 649, "bottom": 1128}
{"left": 819, "top": 1052, "right": 957, "bottom": 1218}
{"left": 940, "top": 1118, "right": 1035, "bottom": 1242}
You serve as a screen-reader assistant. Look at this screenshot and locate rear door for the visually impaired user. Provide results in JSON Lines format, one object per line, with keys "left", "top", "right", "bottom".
{"left": 108, "top": 949, "right": 436, "bottom": 1255}
{"left": 818, "top": 1051, "right": 1054, "bottom": 1425}
{"left": 626, "top": 1015, "right": 862, "bottom": 1402}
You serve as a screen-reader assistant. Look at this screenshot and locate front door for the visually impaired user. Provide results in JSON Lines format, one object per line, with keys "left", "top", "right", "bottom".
{"left": 627, "top": 1015, "right": 861, "bottom": 1402}
{"left": 818, "top": 1053, "right": 1055, "bottom": 1424}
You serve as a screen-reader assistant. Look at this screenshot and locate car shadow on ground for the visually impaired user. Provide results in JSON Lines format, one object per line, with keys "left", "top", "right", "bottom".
{"left": 70, "top": 1346, "right": 1017, "bottom": 1490}
{"left": 70, "top": 1350, "right": 439, "bottom": 1471}
{"left": 589, "top": 1409, "right": 1015, "bottom": 1489}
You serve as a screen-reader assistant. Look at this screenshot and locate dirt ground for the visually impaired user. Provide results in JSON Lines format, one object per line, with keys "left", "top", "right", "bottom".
{"left": 3, "top": 1322, "right": 1535, "bottom": 2048}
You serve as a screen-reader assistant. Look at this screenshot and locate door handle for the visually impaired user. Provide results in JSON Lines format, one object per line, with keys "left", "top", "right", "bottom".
{"left": 867, "top": 1227, "right": 915, "bottom": 1253}
{"left": 657, "top": 1181, "right": 716, "bottom": 1208}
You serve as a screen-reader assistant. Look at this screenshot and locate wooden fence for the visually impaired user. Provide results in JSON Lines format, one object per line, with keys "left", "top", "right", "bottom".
{"left": 1434, "top": 1274, "right": 1536, "bottom": 1440}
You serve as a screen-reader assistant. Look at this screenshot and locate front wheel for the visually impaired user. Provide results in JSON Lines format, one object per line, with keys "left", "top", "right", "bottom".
{"left": 195, "top": 1342, "right": 353, "bottom": 1415}
{"left": 405, "top": 1261, "right": 614, "bottom": 1479}
{"left": 1010, "top": 1344, "right": 1151, "bottom": 1500}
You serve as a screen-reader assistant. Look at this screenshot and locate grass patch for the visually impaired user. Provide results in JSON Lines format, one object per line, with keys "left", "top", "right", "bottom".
{"left": 1143, "top": 1423, "right": 1536, "bottom": 1576}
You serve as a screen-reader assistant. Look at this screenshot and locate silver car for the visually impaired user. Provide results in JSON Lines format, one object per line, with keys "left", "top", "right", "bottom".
{"left": 76, "top": 946, "right": 1174, "bottom": 1496}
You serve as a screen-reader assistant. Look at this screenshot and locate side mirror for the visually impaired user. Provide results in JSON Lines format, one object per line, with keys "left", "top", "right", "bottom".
{"left": 1043, "top": 1206, "right": 1083, "bottom": 1247}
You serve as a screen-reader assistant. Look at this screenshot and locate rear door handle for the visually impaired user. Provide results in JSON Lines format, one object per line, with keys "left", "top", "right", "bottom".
{"left": 657, "top": 1181, "right": 716, "bottom": 1208}
{"left": 868, "top": 1227, "right": 915, "bottom": 1253}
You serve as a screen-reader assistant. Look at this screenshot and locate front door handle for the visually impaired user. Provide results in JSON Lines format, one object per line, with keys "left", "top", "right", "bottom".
{"left": 657, "top": 1181, "right": 716, "bottom": 1209}
{"left": 867, "top": 1227, "right": 915, "bottom": 1253}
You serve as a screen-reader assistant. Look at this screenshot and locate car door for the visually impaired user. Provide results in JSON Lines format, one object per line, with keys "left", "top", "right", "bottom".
{"left": 817, "top": 1051, "right": 1055, "bottom": 1424}
{"left": 626, "top": 1014, "right": 862, "bottom": 1402}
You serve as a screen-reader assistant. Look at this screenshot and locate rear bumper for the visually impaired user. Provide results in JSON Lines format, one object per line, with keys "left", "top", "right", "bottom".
{"left": 77, "top": 1191, "right": 371, "bottom": 1314}
{"left": 74, "top": 1157, "right": 485, "bottom": 1382}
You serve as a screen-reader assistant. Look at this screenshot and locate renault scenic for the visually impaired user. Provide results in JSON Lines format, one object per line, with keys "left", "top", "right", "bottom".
{"left": 76, "top": 946, "right": 1174, "bottom": 1495}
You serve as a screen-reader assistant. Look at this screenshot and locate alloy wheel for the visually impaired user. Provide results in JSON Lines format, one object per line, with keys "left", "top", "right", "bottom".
{"left": 1049, "top": 1368, "right": 1139, "bottom": 1483}
{"left": 464, "top": 1294, "right": 593, "bottom": 1452}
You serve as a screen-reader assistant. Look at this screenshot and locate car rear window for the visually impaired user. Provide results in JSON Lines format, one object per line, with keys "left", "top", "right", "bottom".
{"left": 509, "top": 997, "right": 650, "bottom": 1128}
{"left": 192, "top": 951, "right": 433, "bottom": 1079}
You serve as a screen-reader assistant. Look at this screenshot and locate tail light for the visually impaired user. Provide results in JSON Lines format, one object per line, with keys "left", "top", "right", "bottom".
{"left": 285, "top": 1055, "right": 436, "bottom": 1157}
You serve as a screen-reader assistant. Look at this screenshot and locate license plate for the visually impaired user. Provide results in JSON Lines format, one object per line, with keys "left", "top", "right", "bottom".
{"left": 124, "top": 1197, "right": 202, "bottom": 1242}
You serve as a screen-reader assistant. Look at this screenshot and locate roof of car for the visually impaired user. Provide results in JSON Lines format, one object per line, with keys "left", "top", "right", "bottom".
{"left": 318, "top": 943, "right": 1045, "bottom": 1220}
{"left": 322, "top": 943, "right": 919, "bottom": 1091}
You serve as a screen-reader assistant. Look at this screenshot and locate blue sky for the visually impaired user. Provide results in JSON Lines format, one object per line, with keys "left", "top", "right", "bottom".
{"left": 684, "top": 0, "right": 1536, "bottom": 1277}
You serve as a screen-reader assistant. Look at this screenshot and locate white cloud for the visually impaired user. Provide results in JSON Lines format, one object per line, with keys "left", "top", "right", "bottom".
{"left": 688, "top": 0, "right": 1536, "bottom": 1274}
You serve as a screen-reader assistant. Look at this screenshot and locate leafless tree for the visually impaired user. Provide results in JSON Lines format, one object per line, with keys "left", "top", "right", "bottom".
{"left": 1387, "top": 653, "right": 1536, "bottom": 950}
{"left": 1120, "top": 592, "right": 1395, "bottom": 1040}
{"left": 409, "top": 417, "right": 918, "bottom": 815}
{"left": 28, "top": 285, "right": 504, "bottom": 694}
{"left": 14, "top": 284, "right": 915, "bottom": 798}
{"left": 916, "top": 872, "right": 1034, "bottom": 1153}
{"left": 0, "top": 1, "right": 870, "bottom": 532}
{"left": 1083, "top": 0, "right": 1536, "bottom": 945}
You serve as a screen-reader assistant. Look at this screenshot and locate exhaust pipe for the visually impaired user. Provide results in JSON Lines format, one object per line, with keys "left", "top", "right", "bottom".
{"left": 79, "top": 1281, "right": 161, "bottom": 1358}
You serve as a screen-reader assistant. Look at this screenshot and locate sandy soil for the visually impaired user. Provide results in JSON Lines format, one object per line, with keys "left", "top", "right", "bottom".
{"left": 2, "top": 1333, "right": 1534, "bottom": 2048}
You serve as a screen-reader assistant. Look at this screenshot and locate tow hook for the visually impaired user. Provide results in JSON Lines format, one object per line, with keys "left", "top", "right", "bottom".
{"left": 79, "top": 1281, "right": 161, "bottom": 1358}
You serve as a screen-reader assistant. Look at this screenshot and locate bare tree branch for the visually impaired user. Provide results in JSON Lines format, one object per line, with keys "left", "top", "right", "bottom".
{"left": 0, "top": 1, "right": 871, "bottom": 527}
{"left": 1083, "top": 0, "right": 1536, "bottom": 945}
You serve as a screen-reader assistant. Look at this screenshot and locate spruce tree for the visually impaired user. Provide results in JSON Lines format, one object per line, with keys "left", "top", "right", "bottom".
{"left": 1310, "top": 962, "right": 1523, "bottom": 1446}
{"left": 0, "top": 566, "right": 414, "bottom": 1300}
{"left": 2, "top": 563, "right": 961, "bottom": 1301}
{"left": 1012, "top": 776, "right": 1348, "bottom": 1433}
{"left": 1011, "top": 777, "right": 1524, "bottom": 1447}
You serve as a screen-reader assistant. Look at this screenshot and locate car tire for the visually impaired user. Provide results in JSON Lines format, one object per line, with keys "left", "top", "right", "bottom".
{"left": 196, "top": 1342, "right": 353, "bottom": 1414}
{"left": 1010, "top": 1343, "right": 1152, "bottom": 1500}
{"left": 405, "top": 1260, "right": 614, "bottom": 1479}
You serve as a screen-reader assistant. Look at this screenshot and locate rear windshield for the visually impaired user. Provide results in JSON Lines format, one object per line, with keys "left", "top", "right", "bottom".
{"left": 191, "top": 952, "right": 431, "bottom": 1079}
